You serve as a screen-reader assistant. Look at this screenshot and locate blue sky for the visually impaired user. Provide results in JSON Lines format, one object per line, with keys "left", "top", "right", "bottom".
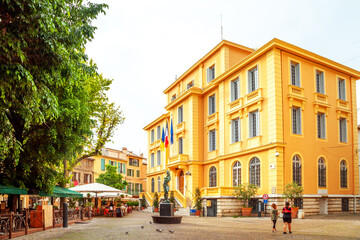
{"left": 85, "top": 0, "right": 360, "bottom": 158}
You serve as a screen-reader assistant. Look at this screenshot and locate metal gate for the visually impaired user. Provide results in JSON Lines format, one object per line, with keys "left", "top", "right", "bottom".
{"left": 206, "top": 199, "right": 217, "bottom": 217}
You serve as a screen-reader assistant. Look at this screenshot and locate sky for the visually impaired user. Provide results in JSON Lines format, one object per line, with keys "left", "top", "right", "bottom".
{"left": 85, "top": 0, "right": 360, "bottom": 158}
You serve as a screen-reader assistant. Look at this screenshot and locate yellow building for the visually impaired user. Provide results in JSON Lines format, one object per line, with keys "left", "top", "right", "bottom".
{"left": 143, "top": 39, "right": 360, "bottom": 216}
{"left": 92, "top": 147, "right": 147, "bottom": 197}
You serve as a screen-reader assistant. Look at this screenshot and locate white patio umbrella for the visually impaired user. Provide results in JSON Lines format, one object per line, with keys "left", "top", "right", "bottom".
{"left": 69, "top": 183, "right": 124, "bottom": 207}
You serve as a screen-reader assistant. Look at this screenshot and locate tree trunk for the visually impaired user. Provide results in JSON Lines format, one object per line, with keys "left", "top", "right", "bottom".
{"left": 60, "top": 159, "right": 70, "bottom": 209}
{"left": 8, "top": 194, "right": 18, "bottom": 212}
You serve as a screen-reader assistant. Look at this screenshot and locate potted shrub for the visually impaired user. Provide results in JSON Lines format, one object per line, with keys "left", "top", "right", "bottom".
{"left": 282, "top": 182, "right": 303, "bottom": 218}
{"left": 169, "top": 191, "right": 176, "bottom": 212}
{"left": 141, "top": 194, "right": 147, "bottom": 210}
{"left": 153, "top": 192, "right": 159, "bottom": 212}
{"left": 234, "top": 183, "right": 258, "bottom": 217}
{"left": 194, "top": 187, "right": 202, "bottom": 216}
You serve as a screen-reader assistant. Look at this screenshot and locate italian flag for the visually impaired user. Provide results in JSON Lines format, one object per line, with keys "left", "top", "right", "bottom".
{"left": 165, "top": 121, "right": 169, "bottom": 148}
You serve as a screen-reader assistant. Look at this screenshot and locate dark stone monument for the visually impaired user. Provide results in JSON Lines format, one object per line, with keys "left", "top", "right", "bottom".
{"left": 152, "top": 170, "right": 182, "bottom": 224}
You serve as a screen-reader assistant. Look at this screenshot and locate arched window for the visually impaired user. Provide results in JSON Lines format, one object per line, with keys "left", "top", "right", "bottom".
{"left": 318, "top": 158, "right": 326, "bottom": 187}
{"left": 209, "top": 166, "right": 217, "bottom": 187}
{"left": 151, "top": 178, "right": 155, "bottom": 193}
{"left": 340, "top": 160, "right": 347, "bottom": 188}
{"left": 249, "top": 157, "right": 260, "bottom": 186}
{"left": 233, "top": 161, "right": 241, "bottom": 186}
{"left": 292, "top": 155, "right": 302, "bottom": 186}
{"left": 158, "top": 176, "right": 161, "bottom": 192}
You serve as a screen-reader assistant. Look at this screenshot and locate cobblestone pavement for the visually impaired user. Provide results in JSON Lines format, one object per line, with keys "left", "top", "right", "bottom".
{"left": 17, "top": 211, "right": 360, "bottom": 240}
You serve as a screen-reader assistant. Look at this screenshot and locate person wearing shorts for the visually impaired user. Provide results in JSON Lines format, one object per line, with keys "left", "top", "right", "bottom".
{"left": 282, "top": 202, "right": 292, "bottom": 234}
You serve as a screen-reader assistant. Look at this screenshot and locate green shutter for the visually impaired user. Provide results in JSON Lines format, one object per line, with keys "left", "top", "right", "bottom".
{"left": 109, "top": 160, "right": 111, "bottom": 165}
{"left": 101, "top": 158, "right": 105, "bottom": 171}
{"left": 123, "top": 163, "right": 126, "bottom": 173}
{"left": 137, "top": 170, "right": 140, "bottom": 177}
{"left": 118, "top": 162, "right": 120, "bottom": 173}
{"left": 140, "top": 184, "right": 143, "bottom": 192}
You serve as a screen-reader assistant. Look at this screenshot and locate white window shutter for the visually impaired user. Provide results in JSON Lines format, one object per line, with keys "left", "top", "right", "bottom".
{"left": 249, "top": 113, "right": 253, "bottom": 138}
{"left": 256, "top": 111, "right": 259, "bottom": 136}
{"left": 255, "top": 68, "right": 258, "bottom": 90}
{"left": 296, "top": 64, "right": 300, "bottom": 87}
{"left": 297, "top": 108, "right": 301, "bottom": 134}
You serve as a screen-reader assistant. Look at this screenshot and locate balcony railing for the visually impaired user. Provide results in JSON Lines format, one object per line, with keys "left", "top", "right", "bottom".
{"left": 288, "top": 85, "right": 304, "bottom": 97}
{"left": 169, "top": 154, "right": 189, "bottom": 164}
{"left": 314, "top": 92, "right": 328, "bottom": 103}
{"left": 336, "top": 99, "right": 350, "bottom": 110}
{"left": 243, "top": 88, "right": 262, "bottom": 106}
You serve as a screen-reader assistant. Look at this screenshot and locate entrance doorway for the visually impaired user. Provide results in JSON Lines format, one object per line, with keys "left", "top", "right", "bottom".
{"left": 207, "top": 199, "right": 217, "bottom": 217}
{"left": 179, "top": 171, "right": 184, "bottom": 195}
{"left": 319, "top": 198, "right": 328, "bottom": 214}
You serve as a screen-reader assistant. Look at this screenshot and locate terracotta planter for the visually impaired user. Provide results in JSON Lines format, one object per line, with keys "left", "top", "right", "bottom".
{"left": 154, "top": 207, "right": 159, "bottom": 212}
{"left": 241, "top": 207, "right": 252, "bottom": 217}
{"left": 195, "top": 210, "right": 201, "bottom": 216}
{"left": 291, "top": 207, "right": 299, "bottom": 218}
{"left": 141, "top": 207, "right": 145, "bottom": 210}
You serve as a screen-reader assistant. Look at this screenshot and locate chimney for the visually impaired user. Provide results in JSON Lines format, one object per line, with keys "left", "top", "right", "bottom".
{"left": 122, "top": 147, "right": 127, "bottom": 153}
{"left": 140, "top": 153, "right": 143, "bottom": 157}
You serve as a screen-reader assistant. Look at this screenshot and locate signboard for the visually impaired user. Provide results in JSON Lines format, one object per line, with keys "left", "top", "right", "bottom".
{"left": 263, "top": 199, "right": 268, "bottom": 204}
{"left": 262, "top": 194, "right": 269, "bottom": 200}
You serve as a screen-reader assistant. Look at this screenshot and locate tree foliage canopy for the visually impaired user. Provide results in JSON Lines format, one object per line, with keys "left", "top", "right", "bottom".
{"left": 233, "top": 183, "right": 258, "bottom": 208}
{"left": 0, "top": 0, "right": 124, "bottom": 193}
{"left": 96, "top": 165, "right": 127, "bottom": 191}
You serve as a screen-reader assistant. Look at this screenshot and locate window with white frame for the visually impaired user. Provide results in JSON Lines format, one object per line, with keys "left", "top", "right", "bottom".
{"left": 231, "top": 78, "right": 239, "bottom": 102}
{"left": 317, "top": 112, "right": 326, "bottom": 139}
{"left": 151, "top": 178, "right": 155, "bottom": 193}
{"left": 291, "top": 61, "right": 300, "bottom": 87}
{"left": 316, "top": 70, "right": 325, "bottom": 94}
{"left": 340, "top": 160, "right": 347, "bottom": 188}
{"left": 151, "top": 153, "right": 154, "bottom": 168}
{"left": 338, "top": 78, "right": 346, "bottom": 100}
{"left": 292, "top": 107, "right": 302, "bottom": 135}
{"left": 231, "top": 118, "right": 240, "bottom": 143}
{"left": 249, "top": 110, "right": 259, "bottom": 138}
{"left": 157, "top": 150, "right": 161, "bottom": 166}
{"left": 151, "top": 129, "right": 155, "bottom": 143}
{"left": 292, "top": 155, "right": 302, "bottom": 186}
{"left": 208, "top": 94, "right": 216, "bottom": 115}
{"left": 178, "top": 106, "right": 183, "bottom": 124}
{"left": 209, "top": 130, "right": 216, "bottom": 151}
{"left": 232, "top": 161, "right": 241, "bottom": 187}
{"left": 207, "top": 65, "right": 215, "bottom": 82}
{"left": 158, "top": 176, "right": 161, "bottom": 192}
{"left": 248, "top": 67, "right": 258, "bottom": 93}
{"left": 339, "top": 117, "right": 347, "bottom": 143}
{"left": 187, "top": 80, "right": 194, "bottom": 90}
{"left": 178, "top": 137, "right": 183, "bottom": 154}
{"left": 249, "top": 157, "right": 260, "bottom": 187}
{"left": 318, "top": 158, "right": 326, "bottom": 187}
{"left": 209, "top": 166, "right": 217, "bottom": 187}
{"left": 157, "top": 126, "right": 161, "bottom": 140}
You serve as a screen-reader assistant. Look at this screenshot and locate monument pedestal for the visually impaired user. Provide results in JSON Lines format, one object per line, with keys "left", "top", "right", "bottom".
{"left": 152, "top": 203, "right": 182, "bottom": 224}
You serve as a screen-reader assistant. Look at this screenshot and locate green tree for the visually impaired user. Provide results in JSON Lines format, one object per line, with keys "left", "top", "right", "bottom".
{"left": 0, "top": 0, "right": 118, "bottom": 202}
{"left": 194, "top": 187, "right": 202, "bottom": 211}
{"left": 282, "top": 182, "right": 304, "bottom": 207}
{"left": 96, "top": 165, "right": 128, "bottom": 190}
{"left": 233, "top": 183, "right": 258, "bottom": 208}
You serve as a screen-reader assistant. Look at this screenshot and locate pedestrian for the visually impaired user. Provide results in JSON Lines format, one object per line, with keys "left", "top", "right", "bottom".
{"left": 282, "top": 201, "right": 292, "bottom": 234}
{"left": 271, "top": 203, "right": 279, "bottom": 232}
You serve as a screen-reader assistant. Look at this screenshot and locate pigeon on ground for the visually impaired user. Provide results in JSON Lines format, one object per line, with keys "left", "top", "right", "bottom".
{"left": 158, "top": 229, "right": 163, "bottom": 232}
{"left": 156, "top": 229, "right": 160, "bottom": 232}
{"left": 169, "top": 230, "right": 174, "bottom": 233}
{"left": 125, "top": 232, "right": 129, "bottom": 234}
{"left": 149, "top": 221, "right": 152, "bottom": 224}
{"left": 141, "top": 225, "right": 144, "bottom": 229}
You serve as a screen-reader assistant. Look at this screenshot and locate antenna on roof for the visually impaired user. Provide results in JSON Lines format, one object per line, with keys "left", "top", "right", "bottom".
{"left": 221, "top": 14, "right": 223, "bottom": 40}
{"left": 175, "top": 75, "right": 177, "bottom": 80}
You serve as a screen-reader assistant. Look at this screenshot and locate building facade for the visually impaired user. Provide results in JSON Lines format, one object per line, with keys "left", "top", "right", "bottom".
{"left": 71, "top": 157, "right": 95, "bottom": 186}
{"left": 92, "top": 147, "right": 147, "bottom": 197}
{"left": 143, "top": 39, "right": 360, "bottom": 216}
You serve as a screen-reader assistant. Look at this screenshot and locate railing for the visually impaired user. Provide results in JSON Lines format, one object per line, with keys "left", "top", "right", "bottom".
{"left": 243, "top": 88, "right": 262, "bottom": 106}
{"left": 337, "top": 99, "right": 349, "bottom": 110}
{"left": 288, "top": 85, "right": 304, "bottom": 97}
{"left": 1, "top": 211, "right": 30, "bottom": 238}
{"left": 173, "top": 190, "right": 186, "bottom": 208}
{"left": 169, "top": 84, "right": 202, "bottom": 104}
{"left": 200, "top": 187, "right": 234, "bottom": 197}
{"left": 127, "top": 190, "right": 140, "bottom": 196}
{"left": 169, "top": 154, "right": 189, "bottom": 164}
{"left": 314, "top": 92, "right": 328, "bottom": 103}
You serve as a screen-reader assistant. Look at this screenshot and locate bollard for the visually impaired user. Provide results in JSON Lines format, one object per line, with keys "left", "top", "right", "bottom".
{"left": 258, "top": 202, "right": 261, "bottom": 217}
{"left": 42, "top": 209, "right": 45, "bottom": 231}
{"left": 63, "top": 202, "right": 68, "bottom": 228}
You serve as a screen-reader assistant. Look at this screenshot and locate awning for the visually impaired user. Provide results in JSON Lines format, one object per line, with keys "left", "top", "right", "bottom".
{"left": 39, "top": 186, "right": 83, "bottom": 198}
{"left": 0, "top": 185, "right": 27, "bottom": 195}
